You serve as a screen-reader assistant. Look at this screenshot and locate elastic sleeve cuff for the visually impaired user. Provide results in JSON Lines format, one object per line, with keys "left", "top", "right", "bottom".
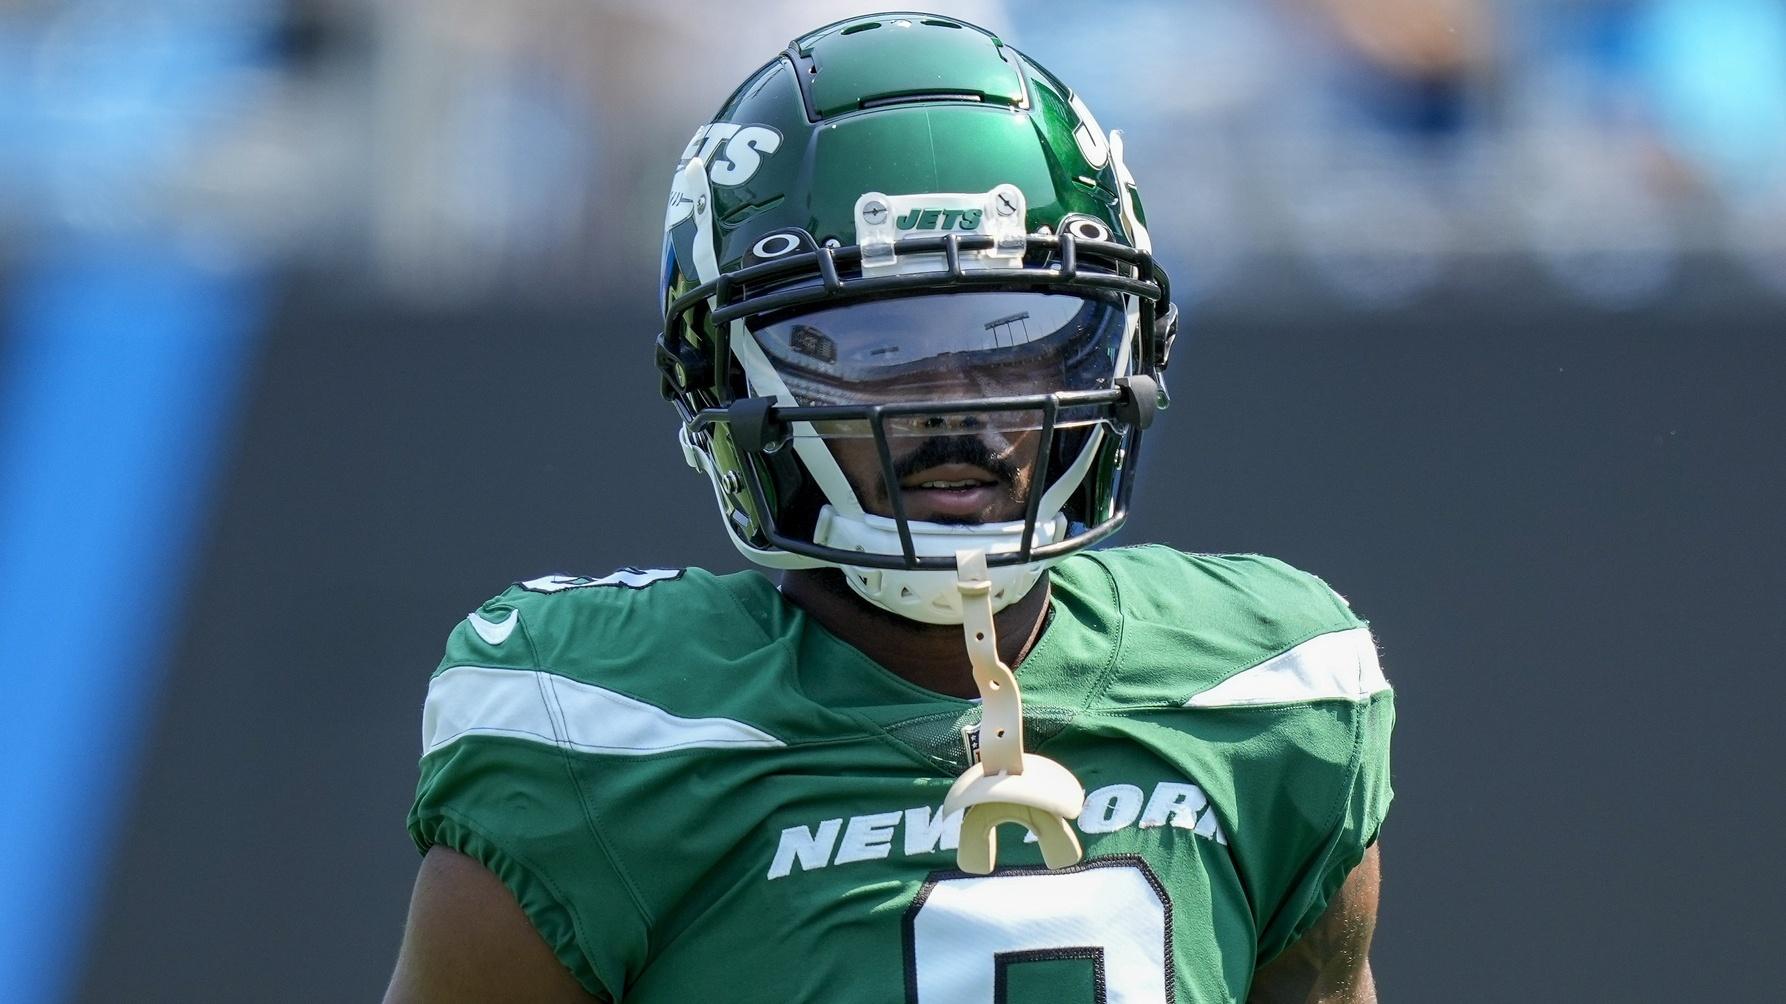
{"left": 413, "top": 810, "right": 616, "bottom": 1002}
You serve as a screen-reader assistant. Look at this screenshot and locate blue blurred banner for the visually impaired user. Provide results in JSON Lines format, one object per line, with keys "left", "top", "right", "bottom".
{"left": 0, "top": 244, "right": 263, "bottom": 1004}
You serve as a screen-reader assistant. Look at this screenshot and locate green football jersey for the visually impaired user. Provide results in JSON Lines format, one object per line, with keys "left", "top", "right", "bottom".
{"left": 407, "top": 547, "right": 1394, "bottom": 1003}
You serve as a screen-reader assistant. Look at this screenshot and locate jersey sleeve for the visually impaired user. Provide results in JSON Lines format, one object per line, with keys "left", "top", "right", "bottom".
{"left": 406, "top": 585, "right": 649, "bottom": 1001}
{"left": 1253, "top": 677, "right": 1394, "bottom": 963}
{"left": 1120, "top": 550, "right": 1395, "bottom": 966}
{"left": 1203, "top": 559, "right": 1394, "bottom": 965}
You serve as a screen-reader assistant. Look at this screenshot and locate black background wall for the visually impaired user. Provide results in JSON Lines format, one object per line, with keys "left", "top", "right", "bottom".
{"left": 78, "top": 261, "right": 1784, "bottom": 1001}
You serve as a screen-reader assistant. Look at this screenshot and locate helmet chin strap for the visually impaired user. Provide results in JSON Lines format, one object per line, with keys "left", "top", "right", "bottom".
{"left": 940, "top": 549, "right": 1085, "bottom": 874}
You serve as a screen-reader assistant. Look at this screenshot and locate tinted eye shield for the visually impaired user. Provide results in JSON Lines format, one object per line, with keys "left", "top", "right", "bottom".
{"left": 749, "top": 290, "right": 1130, "bottom": 433}
{"left": 658, "top": 231, "right": 1178, "bottom": 406}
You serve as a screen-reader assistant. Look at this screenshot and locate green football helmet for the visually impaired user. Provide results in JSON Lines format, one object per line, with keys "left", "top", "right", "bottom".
{"left": 656, "top": 12, "right": 1177, "bottom": 624}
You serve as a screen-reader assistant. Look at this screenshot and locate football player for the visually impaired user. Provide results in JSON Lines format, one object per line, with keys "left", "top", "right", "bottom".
{"left": 387, "top": 12, "right": 1392, "bottom": 1003}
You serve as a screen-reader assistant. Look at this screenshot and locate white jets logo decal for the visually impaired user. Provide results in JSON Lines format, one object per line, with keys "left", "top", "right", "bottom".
{"left": 465, "top": 609, "right": 519, "bottom": 646}
{"left": 665, "top": 122, "right": 782, "bottom": 229}
{"left": 1068, "top": 92, "right": 1110, "bottom": 169}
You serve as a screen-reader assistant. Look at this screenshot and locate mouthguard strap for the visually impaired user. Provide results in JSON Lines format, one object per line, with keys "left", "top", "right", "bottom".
{"left": 957, "top": 549, "right": 1024, "bottom": 774}
{"left": 946, "top": 548, "right": 1085, "bottom": 874}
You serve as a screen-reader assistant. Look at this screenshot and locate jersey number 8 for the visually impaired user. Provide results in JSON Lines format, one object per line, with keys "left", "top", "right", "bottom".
{"left": 902, "top": 857, "right": 1174, "bottom": 1002}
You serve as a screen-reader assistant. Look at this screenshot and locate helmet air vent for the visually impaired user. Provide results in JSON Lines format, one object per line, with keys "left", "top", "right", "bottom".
{"left": 859, "top": 91, "right": 984, "bottom": 110}
{"left": 798, "top": 14, "right": 1025, "bottom": 119}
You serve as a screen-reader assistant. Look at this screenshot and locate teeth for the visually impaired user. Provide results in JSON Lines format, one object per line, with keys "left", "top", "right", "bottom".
{"left": 917, "top": 479, "right": 983, "bottom": 489}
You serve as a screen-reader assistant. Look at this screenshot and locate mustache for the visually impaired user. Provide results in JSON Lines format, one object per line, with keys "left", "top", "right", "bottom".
{"left": 890, "top": 434, "right": 1022, "bottom": 484}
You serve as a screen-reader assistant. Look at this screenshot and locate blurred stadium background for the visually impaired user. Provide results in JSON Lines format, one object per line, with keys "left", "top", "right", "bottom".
{"left": 0, "top": 0, "right": 1781, "bottom": 1000}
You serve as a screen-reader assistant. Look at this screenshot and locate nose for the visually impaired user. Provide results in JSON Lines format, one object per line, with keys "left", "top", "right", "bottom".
{"left": 896, "top": 411, "right": 1019, "bottom": 452}
{"left": 918, "top": 413, "right": 983, "bottom": 432}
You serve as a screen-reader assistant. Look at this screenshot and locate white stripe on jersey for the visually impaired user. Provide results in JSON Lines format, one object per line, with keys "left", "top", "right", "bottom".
{"left": 1184, "top": 627, "right": 1388, "bottom": 708}
{"left": 423, "top": 665, "right": 785, "bottom": 756}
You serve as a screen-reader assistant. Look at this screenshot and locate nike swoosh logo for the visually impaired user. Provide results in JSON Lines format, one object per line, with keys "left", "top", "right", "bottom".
{"left": 466, "top": 609, "right": 518, "bottom": 646}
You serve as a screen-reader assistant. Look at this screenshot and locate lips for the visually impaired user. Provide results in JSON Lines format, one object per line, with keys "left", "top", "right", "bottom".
{"left": 897, "top": 463, "right": 1008, "bottom": 521}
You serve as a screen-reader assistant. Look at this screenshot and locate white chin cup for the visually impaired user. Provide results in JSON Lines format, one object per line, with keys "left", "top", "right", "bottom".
{"left": 812, "top": 506, "right": 1069, "bottom": 625}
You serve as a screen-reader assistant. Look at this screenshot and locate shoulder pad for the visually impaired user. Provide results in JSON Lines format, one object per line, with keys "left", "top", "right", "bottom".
{"left": 1092, "top": 546, "right": 1357, "bottom": 627}
{"left": 1080, "top": 546, "right": 1377, "bottom": 707}
{"left": 422, "top": 565, "right": 811, "bottom": 760}
{"left": 439, "top": 567, "right": 700, "bottom": 674}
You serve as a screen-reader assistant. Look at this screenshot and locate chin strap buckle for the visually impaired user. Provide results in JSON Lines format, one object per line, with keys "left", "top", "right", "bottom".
{"left": 940, "top": 549, "right": 1085, "bottom": 874}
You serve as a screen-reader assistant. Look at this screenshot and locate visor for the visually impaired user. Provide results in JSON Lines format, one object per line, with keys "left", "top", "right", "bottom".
{"left": 747, "top": 291, "right": 1127, "bottom": 437}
